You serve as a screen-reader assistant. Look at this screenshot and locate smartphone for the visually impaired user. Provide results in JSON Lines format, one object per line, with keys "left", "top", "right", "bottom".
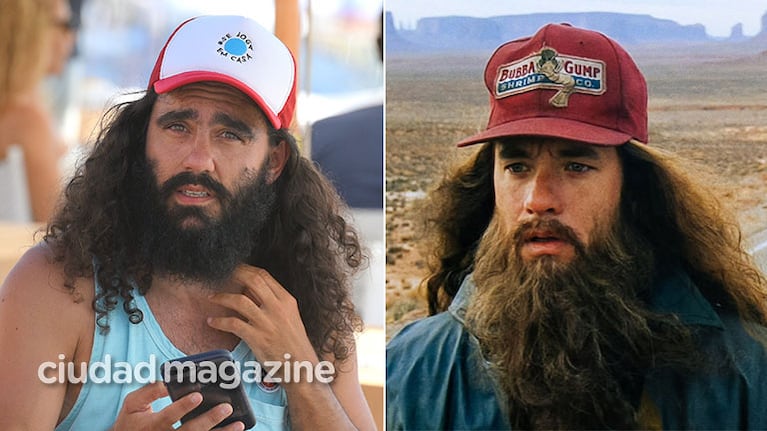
{"left": 161, "top": 349, "right": 256, "bottom": 429}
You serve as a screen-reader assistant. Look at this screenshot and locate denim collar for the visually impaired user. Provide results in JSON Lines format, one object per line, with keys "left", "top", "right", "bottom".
{"left": 448, "top": 274, "right": 476, "bottom": 324}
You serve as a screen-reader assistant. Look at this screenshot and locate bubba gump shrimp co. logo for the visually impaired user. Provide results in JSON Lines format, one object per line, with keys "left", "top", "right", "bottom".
{"left": 495, "top": 48, "right": 606, "bottom": 107}
{"left": 216, "top": 32, "right": 254, "bottom": 63}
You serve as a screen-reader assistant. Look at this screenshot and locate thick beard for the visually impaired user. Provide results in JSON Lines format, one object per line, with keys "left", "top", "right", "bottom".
{"left": 466, "top": 215, "right": 692, "bottom": 430}
{"left": 129, "top": 158, "right": 276, "bottom": 286}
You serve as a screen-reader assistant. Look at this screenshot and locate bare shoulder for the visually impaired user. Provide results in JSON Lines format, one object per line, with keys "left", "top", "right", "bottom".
{"left": 2, "top": 241, "right": 92, "bottom": 294}
{"left": 0, "top": 242, "right": 94, "bottom": 340}
{"left": 0, "top": 243, "right": 95, "bottom": 428}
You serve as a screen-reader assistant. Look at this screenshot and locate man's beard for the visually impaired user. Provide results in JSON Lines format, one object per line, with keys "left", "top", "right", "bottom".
{"left": 466, "top": 215, "right": 693, "bottom": 430}
{"left": 129, "top": 158, "right": 276, "bottom": 285}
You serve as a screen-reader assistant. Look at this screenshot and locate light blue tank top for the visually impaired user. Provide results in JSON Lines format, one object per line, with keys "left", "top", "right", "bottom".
{"left": 55, "top": 276, "right": 289, "bottom": 430}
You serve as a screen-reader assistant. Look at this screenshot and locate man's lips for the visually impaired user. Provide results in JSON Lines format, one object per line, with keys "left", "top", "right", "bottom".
{"left": 175, "top": 185, "right": 215, "bottom": 203}
{"left": 520, "top": 229, "right": 574, "bottom": 257}
{"left": 513, "top": 219, "right": 584, "bottom": 261}
{"left": 160, "top": 171, "right": 231, "bottom": 205}
{"left": 524, "top": 230, "right": 563, "bottom": 243}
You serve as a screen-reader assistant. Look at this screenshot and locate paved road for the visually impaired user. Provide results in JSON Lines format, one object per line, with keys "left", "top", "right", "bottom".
{"left": 748, "top": 228, "right": 767, "bottom": 275}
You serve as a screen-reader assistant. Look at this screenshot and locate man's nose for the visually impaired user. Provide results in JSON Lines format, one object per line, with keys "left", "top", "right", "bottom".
{"left": 523, "top": 168, "right": 562, "bottom": 216}
{"left": 182, "top": 133, "right": 215, "bottom": 173}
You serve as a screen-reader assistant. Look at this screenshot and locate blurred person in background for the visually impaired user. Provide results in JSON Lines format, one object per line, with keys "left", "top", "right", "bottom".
{"left": 0, "top": 0, "right": 75, "bottom": 222}
{"left": 311, "top": 11, "right": 383, "bottom": 209}
{"left": 44, "top": 0, "right": 86, "bottom": 151}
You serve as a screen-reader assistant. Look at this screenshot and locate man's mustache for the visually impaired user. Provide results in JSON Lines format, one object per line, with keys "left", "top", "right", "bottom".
{"left": 159, "top": 171, "right": 232, "bottom": 203}
{"left": 511, "top": 218, "right": 586, "bottom": 255}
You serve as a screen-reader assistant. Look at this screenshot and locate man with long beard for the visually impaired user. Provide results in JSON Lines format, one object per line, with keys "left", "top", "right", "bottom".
{"left": 386, "top": 23, "right": 767, "bottom": 430}
{"left": 0, "top": 15, "right": 376, "bottom": 431}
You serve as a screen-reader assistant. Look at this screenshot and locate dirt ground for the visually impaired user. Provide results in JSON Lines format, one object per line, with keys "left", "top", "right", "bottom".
{"left": 385, "top": 45, "right": 767, "bottom": 339}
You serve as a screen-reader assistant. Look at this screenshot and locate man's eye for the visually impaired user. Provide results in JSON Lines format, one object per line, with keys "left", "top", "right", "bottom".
{"left": 222, "top": 131, "right": 243, "bottom": 141}
{"left": 505, "top": 163, "right": 527, "bottom": 173}
{"left": 566, "top": 162, "right": 592, "bottom": 173}
{"left": 167, "top": 123, "right": 186, "bottom": 132}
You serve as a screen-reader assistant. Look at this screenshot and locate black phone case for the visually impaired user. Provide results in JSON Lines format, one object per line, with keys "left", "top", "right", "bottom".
{"left": 161, "top": 349, "right": 256, "bottom": 429}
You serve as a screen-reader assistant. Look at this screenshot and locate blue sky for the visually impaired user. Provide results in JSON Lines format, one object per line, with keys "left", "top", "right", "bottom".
{"left": 386, "top": 0, "right": 767, "bottom": 37}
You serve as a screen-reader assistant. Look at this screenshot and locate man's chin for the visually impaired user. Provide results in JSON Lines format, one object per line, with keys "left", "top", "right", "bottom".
{"left": 520, "top": 251, "right": 576, "bottom": 267}
{"left": 167, "top": 205, "right": 220, "bottom": 230}
{"left": 520, "top": 241, "right": 576, "bottom": 263}
{"left": 177, "top": 216, "right": 209, "bottom": 230}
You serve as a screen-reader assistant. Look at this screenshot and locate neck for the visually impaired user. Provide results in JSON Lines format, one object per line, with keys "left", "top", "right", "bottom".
{"left": 144, "top": 273, "right": 242, "bottom": 353}
{"left": 147, "top": 272, "right": 244, "bottom": 316}
{"left": 152, "top": 272, "right": 240, "bottom": 298}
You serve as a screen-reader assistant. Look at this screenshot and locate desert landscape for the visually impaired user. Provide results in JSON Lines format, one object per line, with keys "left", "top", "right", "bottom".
{"left": 385, "top": 44, "right": 767, "bottom": 339}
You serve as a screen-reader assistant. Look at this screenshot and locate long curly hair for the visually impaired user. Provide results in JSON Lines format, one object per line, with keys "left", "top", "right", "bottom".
{"left": 422, "top": 140, "right": 767, "bottom": 328}
{"left": 44, "top": 89, "right": 364, "bottom": 361}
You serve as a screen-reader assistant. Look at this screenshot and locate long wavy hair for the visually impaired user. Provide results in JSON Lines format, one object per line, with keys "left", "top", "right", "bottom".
{"left": 422, "top": 140, "right": 767, "bottom": 327}
{"left": 44, "top": 89, "right": 364, "bottom": 361}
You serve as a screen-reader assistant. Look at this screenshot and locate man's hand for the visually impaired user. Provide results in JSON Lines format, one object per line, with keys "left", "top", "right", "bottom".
{"left": 207, "top": 264, "right": 376, "bottom": 430}
{"left": 207, "top": 265, "right": 319, "bottom": 370}
{"left": 111, "top": 382, "right": 245, "bottom": 431}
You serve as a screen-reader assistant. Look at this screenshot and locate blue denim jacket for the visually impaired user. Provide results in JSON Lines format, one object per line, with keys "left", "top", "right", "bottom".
{"left": 386, "top": 271, "right": 767, "bottom": 430}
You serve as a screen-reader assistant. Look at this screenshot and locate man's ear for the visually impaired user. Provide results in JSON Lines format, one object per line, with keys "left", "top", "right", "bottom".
{"left": 266, "top": 140, "right": 289, "bottom": 184}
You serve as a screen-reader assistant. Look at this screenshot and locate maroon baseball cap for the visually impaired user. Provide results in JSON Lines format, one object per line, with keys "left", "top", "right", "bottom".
{"left": 457, "top": 23, "right": 647, "bottom": 147}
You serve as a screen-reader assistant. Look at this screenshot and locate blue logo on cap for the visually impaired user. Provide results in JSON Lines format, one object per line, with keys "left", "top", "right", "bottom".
{"left": 217, "top": 32, "right": 254, "bottom": 63}
{"left": 224, "top": 38, "right": 248, "bottom": 56}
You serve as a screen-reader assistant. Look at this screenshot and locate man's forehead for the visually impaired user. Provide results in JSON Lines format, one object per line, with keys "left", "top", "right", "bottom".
{"left": 153, "top": 82, "right": 267, "bottom": 124}
{"left": 156, "top": 82, "right": 259, "bottom": 111}
{"left": 494, "top": 138, "right": 612, "bottom": 159}
{"left": 173, "top": 81, "right": 249, "bottom": 97}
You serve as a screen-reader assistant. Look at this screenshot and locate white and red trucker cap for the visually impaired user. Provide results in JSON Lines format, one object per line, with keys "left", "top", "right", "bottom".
{"left": 457, "top": 23, "right": 647, "bottom": 147}
{"left": 148, "top": 15, "right": 297, "bottom": 130}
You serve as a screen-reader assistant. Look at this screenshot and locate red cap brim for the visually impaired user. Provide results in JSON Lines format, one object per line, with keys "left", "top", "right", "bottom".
{"left": 456, "top": 117, "right": 635, "bottom": 147}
